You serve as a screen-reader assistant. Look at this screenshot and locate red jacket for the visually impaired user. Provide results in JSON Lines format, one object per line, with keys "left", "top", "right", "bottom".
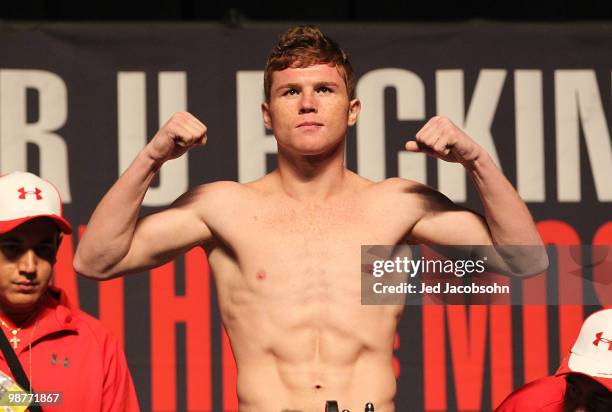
{"left": 495, "top": 375, "right": 566, "bottom": 412}
{"left": 0, "top": 287, "right": 139, "bottom": 411}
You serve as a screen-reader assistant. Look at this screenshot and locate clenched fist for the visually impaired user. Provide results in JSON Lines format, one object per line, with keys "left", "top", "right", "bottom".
{"left": 405, "top": 116, "right": 484, "bottom": 166}
{"left": 145, "top": 112, "right": 207, "bottom": 163}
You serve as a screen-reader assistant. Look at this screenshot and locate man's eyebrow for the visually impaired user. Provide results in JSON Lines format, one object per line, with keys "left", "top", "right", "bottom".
{"left": 315, "top": 81, "right": 340, "bottom": 87}
{"left": 275, "top": 81, "right": 340, "bottom": 90}
{"left": 275, "top": 83, "right": 301, "bottom": 91}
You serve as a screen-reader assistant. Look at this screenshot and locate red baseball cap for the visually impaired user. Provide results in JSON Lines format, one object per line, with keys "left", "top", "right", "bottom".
{"left": 555, "top": 309, "right": 612, "bottom": 390}
{"left": 0, "top": 171, "right": 72, "bottom": 235}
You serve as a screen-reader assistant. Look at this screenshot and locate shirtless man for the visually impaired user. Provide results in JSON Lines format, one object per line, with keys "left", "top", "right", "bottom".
{"left": 74, "top": 26, "right": 547, "bottom": 412}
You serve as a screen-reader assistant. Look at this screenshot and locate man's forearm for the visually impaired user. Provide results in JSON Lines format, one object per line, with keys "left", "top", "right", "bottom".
{"left": 468, "top": 152, "right": 548, "bottom": 275}
{"left": 468, "top": 152, "right": 541, "bottom": 245}
{"left": 406, "top": 116, "right": 548, "bottom": 275}
{"left": 75, "top": 112, "right": 208, "bottom": 279}
{"left": 74, "top": 150, "right": 158, "bottom": 278}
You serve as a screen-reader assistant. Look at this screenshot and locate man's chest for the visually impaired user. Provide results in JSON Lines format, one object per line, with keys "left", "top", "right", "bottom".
{"left": 220, "top": 199, "right": 415, "bottom": 251}
{"left": 210, "top": 202, "right": 416, "bottom": 295}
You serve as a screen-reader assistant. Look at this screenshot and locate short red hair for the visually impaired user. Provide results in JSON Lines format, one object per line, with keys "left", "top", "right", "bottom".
{"left": 264, "top": 25, "right": 355, "bottom": 102}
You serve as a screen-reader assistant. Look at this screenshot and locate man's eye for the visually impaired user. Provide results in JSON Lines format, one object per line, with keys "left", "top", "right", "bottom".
{"left": 0, "top": 243, "right": 24, "bottom": 258}
{"left": 317, "top": 86, "right": 331, "bottom": 93}
{"left": 283, "top": 89, "right": 298, "bottom": 96}
{"left": 34, "top": 244, "right": 57, "bottom": 261}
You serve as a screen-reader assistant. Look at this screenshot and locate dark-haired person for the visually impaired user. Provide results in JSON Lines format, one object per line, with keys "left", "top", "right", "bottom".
{"left": 75, "top": 26, "right": 547, "bottom": 411}
{"left": 496, "top": 309, "right": 612, "bottom": 412}
{"left": 0, "top": 171, "right": 139, "bottom": 411}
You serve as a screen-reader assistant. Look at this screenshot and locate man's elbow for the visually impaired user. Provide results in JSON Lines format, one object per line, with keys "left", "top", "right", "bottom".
{"left": 510, "top": 246, "right": 550, "bottom": 278}
{"left": 73, "top": 252, "right": 114, "bottom": 280}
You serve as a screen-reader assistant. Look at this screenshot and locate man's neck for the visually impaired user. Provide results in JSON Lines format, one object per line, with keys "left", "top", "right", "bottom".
{"left": 0, "top": 299, "right": 45, "bottom": 328}
{"left": 276, "top": 142, "right": 348, "bottom": 202}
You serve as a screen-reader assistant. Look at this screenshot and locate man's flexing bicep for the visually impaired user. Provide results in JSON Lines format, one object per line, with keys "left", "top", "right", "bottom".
{"left": 407, "top": 187, "right": 546, "bottom": 277}
{"left": 76, "top": 184, "right": 215, "bottom": 279}
{"left": 408, "top": 186, "right": 492, "bottom": 246}
{"left": 116, "top": 199, "right": 212, "bottom": 277}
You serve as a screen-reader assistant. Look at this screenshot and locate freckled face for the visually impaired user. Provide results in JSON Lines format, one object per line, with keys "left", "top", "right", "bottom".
{"left": 262, "top": 63, "right": 360, "bottom": 156}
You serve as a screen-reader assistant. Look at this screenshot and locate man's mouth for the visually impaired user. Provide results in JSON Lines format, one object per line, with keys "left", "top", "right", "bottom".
{"left": 13, "top": 282, "right": 38, "bottom": 292}
{"left": 297, "top": 122, "right": 323, "bottom": 128}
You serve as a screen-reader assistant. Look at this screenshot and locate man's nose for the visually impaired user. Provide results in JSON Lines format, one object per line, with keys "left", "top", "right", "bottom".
{"left": 17, "top": 249, "right": 37, "bottom": 274}
{"left": 299, "top": 91, "right": 317, "bottom": 114}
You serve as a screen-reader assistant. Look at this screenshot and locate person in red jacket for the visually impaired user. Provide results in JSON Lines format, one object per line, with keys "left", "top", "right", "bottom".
{"left": 0, "top": 171, "right": 139, "bottom": 411}
{"left": 496, "top": 309, "right": 612, "bottom": 412}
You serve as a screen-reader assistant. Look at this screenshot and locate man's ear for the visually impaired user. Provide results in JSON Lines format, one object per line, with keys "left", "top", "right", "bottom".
{"left": 347, "top": 98, "right": 361, "bottom": 126}
{"left": 262, "top": 102, "right": 272, "bottom": 130}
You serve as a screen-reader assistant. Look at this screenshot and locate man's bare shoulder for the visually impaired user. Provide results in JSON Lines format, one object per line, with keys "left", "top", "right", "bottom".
{"left": 243, "top": 172, "right": 280, "bottom": 194}
{"left": 365, "top": 177, "right": 456, "bottom": 213}
{"left": 171, "top": 180, "right": 257, "bottom": 213}
{"left": 242, "top": 171, "right": 306, "bottom": 197}
{"left": 369, "top": 177, "right": 434, "bottom": 197}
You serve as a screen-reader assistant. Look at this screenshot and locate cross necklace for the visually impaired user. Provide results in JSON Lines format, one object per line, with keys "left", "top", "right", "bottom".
{"left": 0, "top": 315, "right": 34, "bottom": 349}
{"left": 0, "top": 304, "right": 42, "bottom": 350}
{"left": 0, "top": 318, "right": 24, "bottom": 348}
